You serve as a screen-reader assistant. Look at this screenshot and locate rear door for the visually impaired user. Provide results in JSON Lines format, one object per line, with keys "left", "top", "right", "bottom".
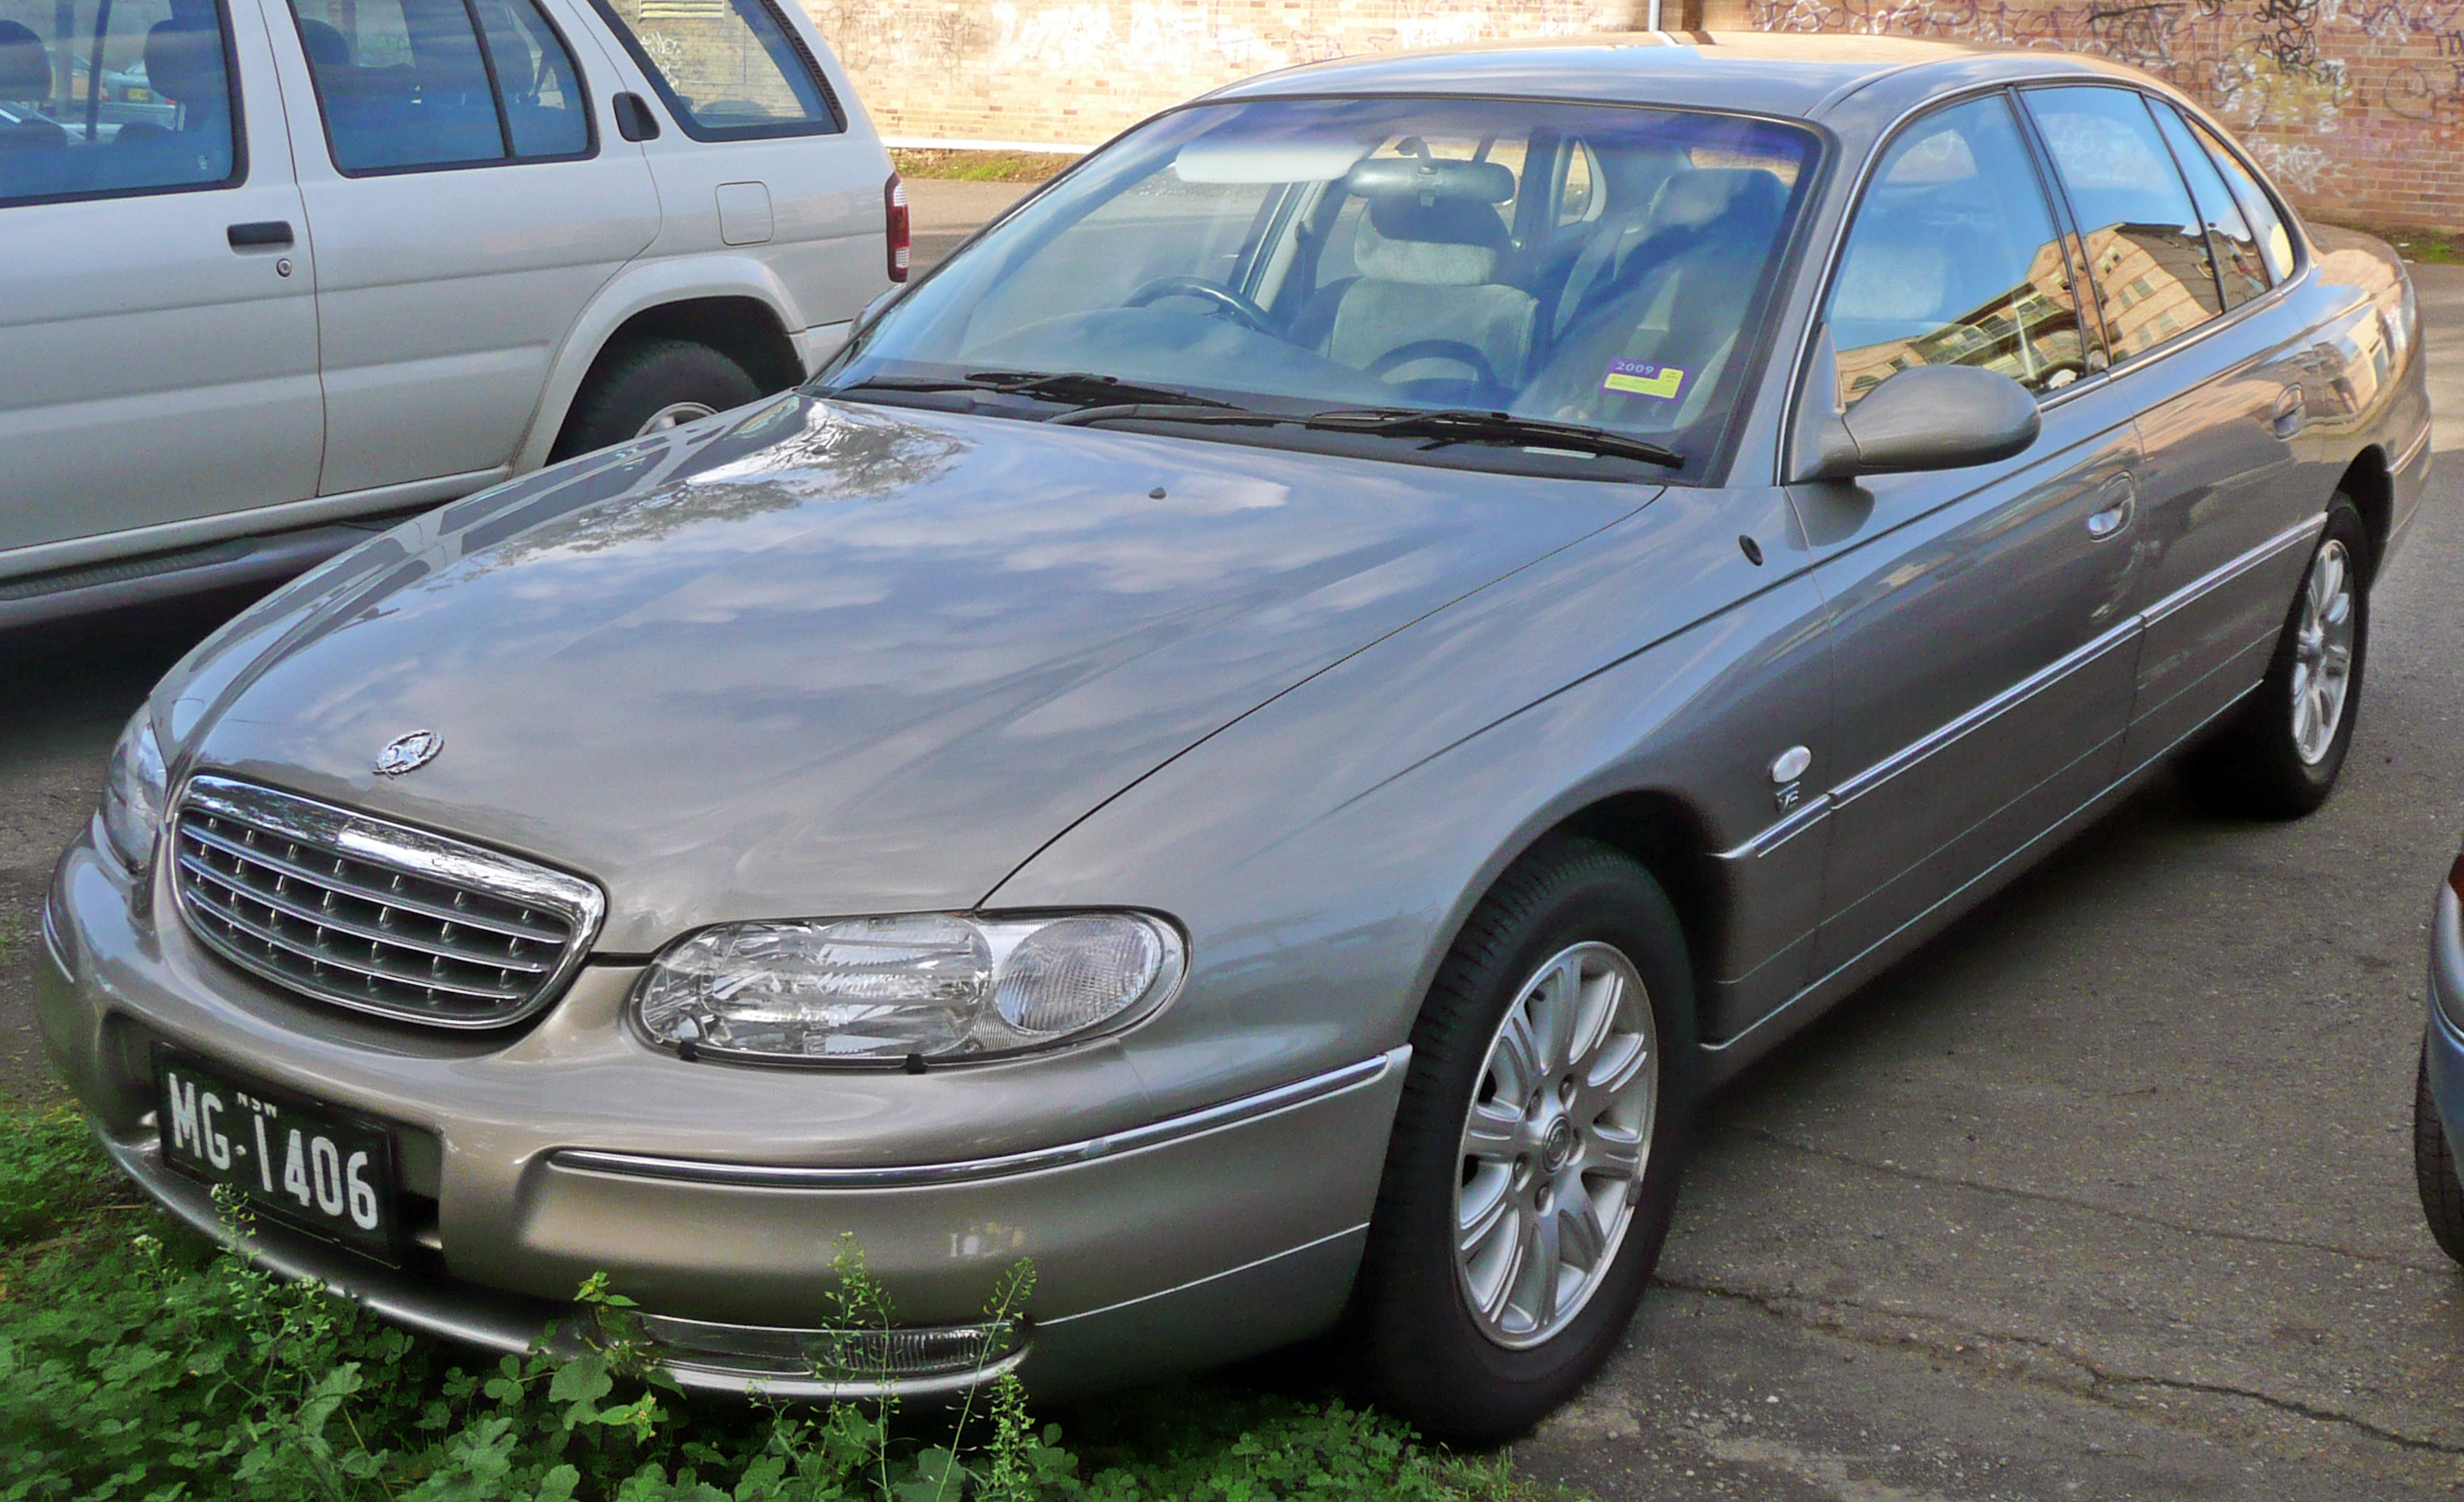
{"left": 580, "top": 0, "right": 884, "bottom": 357}
{"left": 1799, "top": 90, "right": 2147, "bottom": 982}
{"left": 2018, "top": 85, "right": 2323, "bottom": 766}
{"left": 264, "top": 0, "right": 659, "bottom": 498}
{"left": 0, "top": 0, "right": 321, "bottom": 561}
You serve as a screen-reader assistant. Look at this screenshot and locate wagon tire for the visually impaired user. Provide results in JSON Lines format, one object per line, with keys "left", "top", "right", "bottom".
{"left": 2182, "top": 496, "right": 2370, "bottom": 818}
{"left": 1354, "top": 837, "right": 1694, "bottom": 1445}
{"left": 551, "top": 337, "right": 762, "bottom": 460}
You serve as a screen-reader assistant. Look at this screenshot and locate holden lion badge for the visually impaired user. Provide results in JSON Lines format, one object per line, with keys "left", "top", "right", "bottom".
{"left": 374, "top": 729, "right": 444, "bottom": 777}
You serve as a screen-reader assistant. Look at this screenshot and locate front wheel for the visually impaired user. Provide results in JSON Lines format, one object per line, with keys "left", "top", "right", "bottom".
{"left": 2183, "top": 497, "right": 2370, "bottom": 818}
{"left": 1354, "top": 838, "right": 1694, "bottom": 1445}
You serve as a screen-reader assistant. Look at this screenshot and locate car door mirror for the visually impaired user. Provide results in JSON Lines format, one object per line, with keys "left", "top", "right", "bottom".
{"left": 1790, "top": 326, "right": 2042, "bottom": 483}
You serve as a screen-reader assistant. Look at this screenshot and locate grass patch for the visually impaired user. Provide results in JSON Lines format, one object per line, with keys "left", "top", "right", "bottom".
{"left": 0, "top": 1105, "right": 1568, "bottom": 1500}
{"left": 890, "top": 149, "right": 1078, "bottom": 183}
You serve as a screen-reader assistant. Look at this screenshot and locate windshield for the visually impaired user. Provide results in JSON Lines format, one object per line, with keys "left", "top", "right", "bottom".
{"left": 824, "top": 96, "right": 1821, "bottom": 482}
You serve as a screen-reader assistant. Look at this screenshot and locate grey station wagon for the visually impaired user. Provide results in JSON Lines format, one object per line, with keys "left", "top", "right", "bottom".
{"left": 39, "top": 33, "right": 2430, "bottom": 1441}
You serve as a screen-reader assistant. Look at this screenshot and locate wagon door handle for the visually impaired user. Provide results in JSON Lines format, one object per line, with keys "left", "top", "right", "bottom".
{"left": 226, "top": 220, "right": 293, "bottom": 250}
{"left": 2272, "top": 386, "right": 2306, "bottom": 438}
{"left": 2087, "top": 475, "right": 2136, "bottom": 540}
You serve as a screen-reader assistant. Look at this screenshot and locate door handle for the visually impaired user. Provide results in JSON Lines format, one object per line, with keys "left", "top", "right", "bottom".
{"left": 2086, "top": 476, "right": 2136, "bottom": 540}
{"left": 612, "top": 92, "right": 661, "bottom": 142}
{"left": 227, "top": 221, "right": 293, "bottom": 249}
{"left": 2271, "top": 386, "right": 2306, "bottom": 438}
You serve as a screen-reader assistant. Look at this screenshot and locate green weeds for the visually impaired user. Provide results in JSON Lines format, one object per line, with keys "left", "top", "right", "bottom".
{"left": 0, "top": 1106, "right": 1566, "bottom": 1501}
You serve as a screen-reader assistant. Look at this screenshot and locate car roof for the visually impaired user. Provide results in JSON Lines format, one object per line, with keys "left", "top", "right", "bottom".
{"left": 1205, "top": 31, "right": 2131, "bottom": 120}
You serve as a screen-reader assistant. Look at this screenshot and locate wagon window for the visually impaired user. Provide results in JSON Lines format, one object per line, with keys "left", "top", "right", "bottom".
{"left": 1824, "top": 93, "right": 2089, "bottom": 409}
{"left": 2023, "top": 85, "right": 2225, "bottom": 363}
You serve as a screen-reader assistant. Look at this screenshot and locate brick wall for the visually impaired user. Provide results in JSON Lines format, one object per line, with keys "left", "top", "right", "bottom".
{"left": 1695, "top": 0, "right": 2464, "bottom": 232}
{"left": 809, "top": 0, "right": 2464, "bottom": 231}
{"left": 806, "top": 1, "right": 1655, "bottom": 146}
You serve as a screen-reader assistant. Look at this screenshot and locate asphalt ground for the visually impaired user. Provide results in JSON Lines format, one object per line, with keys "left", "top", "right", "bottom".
{"left": 1, "top": 198, "right": 2458, "bottom": 1498}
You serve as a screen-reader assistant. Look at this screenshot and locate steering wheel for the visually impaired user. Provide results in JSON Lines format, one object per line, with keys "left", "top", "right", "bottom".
{"left": 1124, "top": 275, "right": 1276, "bottom": 334}
{"left": 1366, "top": 339, "right": 1503, "bottom": 392}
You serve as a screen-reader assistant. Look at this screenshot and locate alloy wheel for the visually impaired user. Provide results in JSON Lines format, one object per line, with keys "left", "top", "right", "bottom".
{"left": 1453, "top": 941, "right": 1657, "bottom": 1349}
{"left": 2291, "top": 538, "right": 2356, "bottom": 766}
{"left": 636, "top": 400, "right": 719, "bottom": 437}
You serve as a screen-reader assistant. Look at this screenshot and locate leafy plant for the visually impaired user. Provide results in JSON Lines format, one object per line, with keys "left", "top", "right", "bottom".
{"left": 0, "top": 1106, "right": 1568, "bottom": 1500}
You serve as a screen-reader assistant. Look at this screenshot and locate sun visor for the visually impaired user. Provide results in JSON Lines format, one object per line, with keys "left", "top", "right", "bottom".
{"left": 1173, "top": 133, "right": 1371, "bottom": 184}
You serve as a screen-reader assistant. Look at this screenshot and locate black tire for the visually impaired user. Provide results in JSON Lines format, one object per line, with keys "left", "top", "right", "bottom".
{"left": 2417, "top": 1045, "right": 2464, "bottom": 1269}
{"left": 550, "top": 337, "right": 763, "bottom": 461}
{"left": 2182, "top": 496, "right": 2371, "bottom": 818}
{"left": 1354, "top": 838, "right": 1695, "bottom": 1445}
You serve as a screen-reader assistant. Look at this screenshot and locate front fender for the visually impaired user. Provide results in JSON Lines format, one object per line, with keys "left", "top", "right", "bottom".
{"left": 511, "top": 255, "right": 814, "bottom": 473}
{"left": 987, "top": 484, "right": 1830, "bottom": 1121}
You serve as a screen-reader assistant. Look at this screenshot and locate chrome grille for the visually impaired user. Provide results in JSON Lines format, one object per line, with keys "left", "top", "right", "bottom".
{"left": 171, "top": 775, "right": 604, "bottom": 1029}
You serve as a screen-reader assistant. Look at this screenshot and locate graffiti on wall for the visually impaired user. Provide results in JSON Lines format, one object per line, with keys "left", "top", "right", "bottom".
{"left": 1738, "top": 0, "right": 2464, "bottom": 198}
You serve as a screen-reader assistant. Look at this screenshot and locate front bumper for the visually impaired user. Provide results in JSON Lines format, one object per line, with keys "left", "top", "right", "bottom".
{"left": 38, "top": 828, "right": 1403, "bottom": 1398}
{"left": 2425, "top": 880, "right": 2464, "bottom": 1170}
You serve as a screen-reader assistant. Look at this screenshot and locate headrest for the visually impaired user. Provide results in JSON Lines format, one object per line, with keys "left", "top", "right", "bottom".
{"left": 1344, "top": 153, "right": 1516, "bottom": 204}
{"left": 295, "top": 17, "right": 350, "bottom": 70}
{"left": 0, "top": 20, "right": 50, "bottom": 101}
{"left": 146, "top": 17, "right": 227, "bottom": 107}
{"left": 1645, "top": 168, "right": 1785, "bottom": 235}
{"left": 1355, "top": 195, "right": 1508, "bottom": 285}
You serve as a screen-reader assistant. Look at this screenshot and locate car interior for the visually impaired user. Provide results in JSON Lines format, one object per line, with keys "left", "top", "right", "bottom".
{"left": 1264, "top": 132, "right": 1802, "bottom": 431}
{"left": 0, "top": 0, "right": 234, "bottom": 200}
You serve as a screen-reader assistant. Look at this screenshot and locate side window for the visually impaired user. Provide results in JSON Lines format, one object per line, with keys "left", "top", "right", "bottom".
{"left": 1825, "top": 93, "right": 2090, "bottom": 409}
{"left": 1555, "top": 139, "right": 1598, "bottom": 228}
{"left": 285, "top": 0, "right": 590, "bottom": 173}
{"left": 2148, "top": 99, "right": 2267, "bottom": 309}
{"left": 2024, "top": 85, "right": 2223, "bottom": 363}
{"left": 2190, "top": 117, "right": 2296, "bottom": 283}
{"left": 590, "top": 0, "right": 837, "bottom": 139}
{"left": 472, "top": 0, "right": 588, "bottom": 158}
{"left": 0, "top": 0, "right": 239, "bottom": 207}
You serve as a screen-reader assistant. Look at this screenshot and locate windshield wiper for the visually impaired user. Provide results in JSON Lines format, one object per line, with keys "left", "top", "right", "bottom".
{"left": 1299, "top": 408, "right": 1686, "bottom": 467}
{"left": 1057, "top": 403, "right": 1685, "bottom": 468}
{"left": 826, "top": 369, "right": 1241, "bottom": 415}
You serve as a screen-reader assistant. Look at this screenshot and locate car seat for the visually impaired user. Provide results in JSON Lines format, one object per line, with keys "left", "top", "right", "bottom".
{"left": 0, "top": 21, "right": 65, "bottom": 153}
{"left": 1321, "top": 154, "right": 1539, "bottom": 402}
{"left": 108, "top": 3, "right": 231, "bottom": 184}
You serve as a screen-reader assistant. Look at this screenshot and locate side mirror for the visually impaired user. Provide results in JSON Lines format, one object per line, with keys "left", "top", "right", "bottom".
{"left": 1789, "top": 327, "right": 2041, "bottom": 483}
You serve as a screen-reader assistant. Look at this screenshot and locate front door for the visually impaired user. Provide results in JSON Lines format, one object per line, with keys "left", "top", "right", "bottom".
{"left": 0, "top": 0, "right": 321, "bottom": 561}
{"left": 262, "top": 0, "right": 659, "bottom": 497}
{"left": 1794, "top": 90, "right": 2146, "bottom": 983}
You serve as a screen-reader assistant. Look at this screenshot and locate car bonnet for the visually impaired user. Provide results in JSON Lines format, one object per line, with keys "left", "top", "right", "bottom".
{"left": 172, "top": 396, "right": 1658, "bottom": 952}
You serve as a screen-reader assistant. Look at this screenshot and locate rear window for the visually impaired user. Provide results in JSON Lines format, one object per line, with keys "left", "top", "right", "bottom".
{"left": 588, "top": 0, "right": 838, "bottom": 139}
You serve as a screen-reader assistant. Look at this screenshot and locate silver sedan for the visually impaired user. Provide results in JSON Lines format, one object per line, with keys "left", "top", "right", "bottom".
{"left": 39, "top": 33, "right": 2430, "bottom": 1442}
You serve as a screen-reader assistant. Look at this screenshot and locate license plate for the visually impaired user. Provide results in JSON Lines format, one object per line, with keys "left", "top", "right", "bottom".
{"left": 152, "top": 1044, "right": 399, "bottom": 1264}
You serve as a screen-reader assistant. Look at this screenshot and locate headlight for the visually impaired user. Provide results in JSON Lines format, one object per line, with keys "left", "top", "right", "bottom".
{"left": 98, "top": 708, "right": 168, "bottom": 872}
{"left": 632, "top": 911, "right": 1186, "bottom": 1065}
